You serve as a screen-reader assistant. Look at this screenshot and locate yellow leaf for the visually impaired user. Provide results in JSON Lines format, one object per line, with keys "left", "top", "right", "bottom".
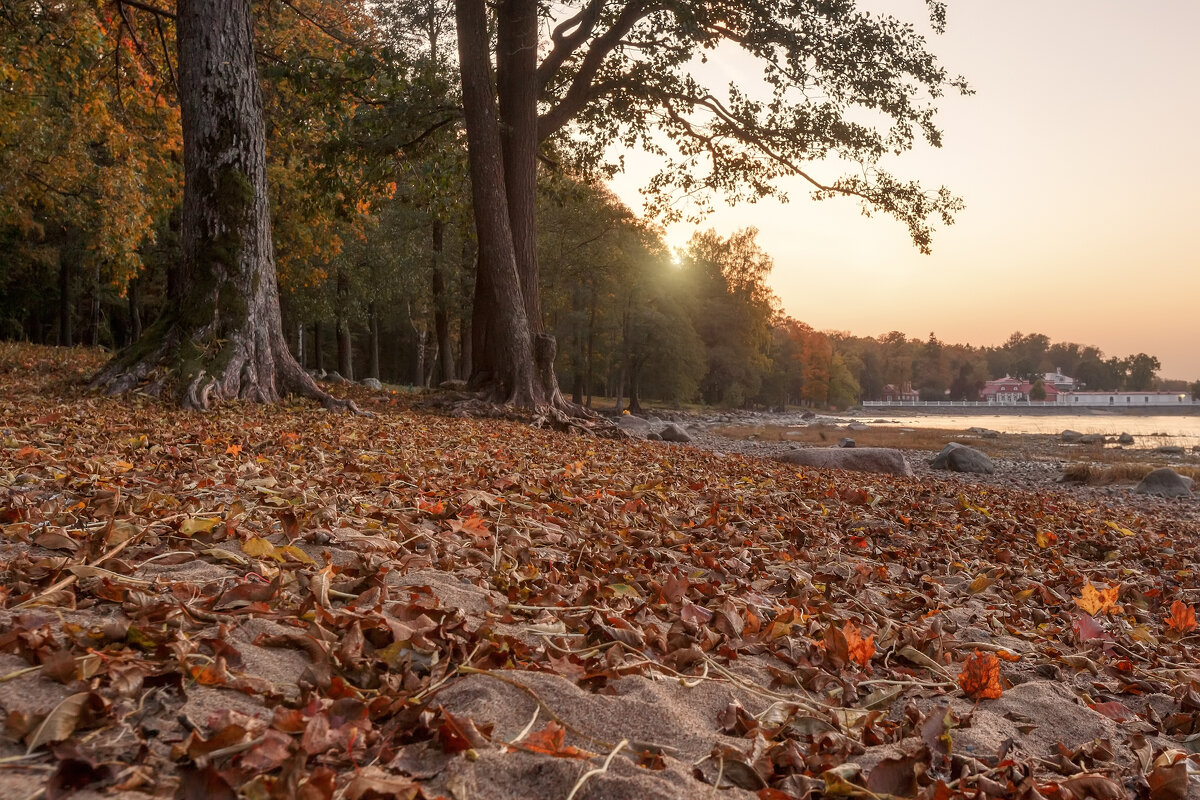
{"left": 1075, "top": 582, "right": 1120, "bottom": 616}
{"left": 277, "top": 544, "right": 315, "bottom": 565}
{"left": 1035, "top": 531, "right": 1057, "bottom": 548}
{"left": 179, "top": 517, "right": 220, "bottom": 536}
{"left": 968, "top": 575, "right": 995, "bottom": 594}
{"left": 242, "top": 537, "right": 280, "bottom": 561}
{"left": 1104, "top": 520, "right": 1135, "bottom": 537}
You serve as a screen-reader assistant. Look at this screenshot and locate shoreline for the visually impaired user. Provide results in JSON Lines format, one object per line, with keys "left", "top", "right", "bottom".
{"left": 667, "top": 413, "right": 1200, "bottom": 525}
{"left": 851, "top": 404, "right": 1200, "bottom": 417}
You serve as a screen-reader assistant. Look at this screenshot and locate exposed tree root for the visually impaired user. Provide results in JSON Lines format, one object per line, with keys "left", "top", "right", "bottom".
{"left": 91, "top": 323, "right": 371, "bottom": 416}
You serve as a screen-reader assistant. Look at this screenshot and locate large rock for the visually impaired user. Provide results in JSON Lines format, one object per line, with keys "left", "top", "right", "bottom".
{"left": 439, "top": 379, "right": 468, "bottom": 391}
{"left": 1155, "top": 445, "right": 1186, "bottom": 456}
{"left": 360, "top": 377, "right": 383, "bottom": 390}
{"left": 930, "top": 442, "right": 995, "bottom": 474}
{"left": 1060, "top": 430, "right": 1083, "bottom": 443}
{"left": 1117, "top": 432, "right": 1135, "bottom": 445}
{"left": 776, "top": 447, "right": 912, "bottom": 476}
{"left": 659, "top": 423, "right": 692, "bottom": 443}
{"left": 1078, "top": 434, "right": 1106, "bottom": 445}
{"left": 1135, "top": 468, "right": 1193, "bottom": 497}
{"left": 615, "top": 414, "right": 653, "bottom": 435}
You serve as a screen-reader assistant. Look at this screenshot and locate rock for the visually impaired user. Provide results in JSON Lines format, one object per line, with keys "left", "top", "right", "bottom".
{"left": 360, "top": 377, "right": 383, "bottom": 390}
{"left": 838, "top": 438, "right": 855, "bottom": 448}
{"left": 968, "top": 427, "right": 1000, "bottom": 438}
{"left": 1155, "top": 446, "right": 1186, "bottom": 456}
{"left": 1135, "top": 468, "right": 1193, "bottom": 497}
{"left": 930, "top": 442, "right": 995, "bottom": 474}
{"left": 847, "top": 422, "right": 869, "bottom": 431}
{"left": 439, "top": 379, "right": 468, "bottom": 391}
{"left": 307, "top": 368, "right": 327, "bottom": 380}
{"left": 776, "top": 447, "right": 912, "bottom": 476}
{"left": 1117, "top": 433, "right": 1134, "bottom": 445}
{"left": 660, "top": 423, "right": 692, "bottom": 443}
{"left": 1077, "top": 434, "right": 1106, "bottom": 445}
{"left": 800, "top": 411, "right": 816, "bottom": 420}
{"left": 326, "top": 370, "right": 347, "bottom": 383}
{"left": 1060, "top": 430, "right": 1083, "bottom": 443}
{"left": 646, "top": 432, "right": 662, "bottom": 441}
{"left": 644, "top": 416, "right": 662, "bottom": 425}
{"left": 615, "top": 415, "right": 652, "bottom": 435}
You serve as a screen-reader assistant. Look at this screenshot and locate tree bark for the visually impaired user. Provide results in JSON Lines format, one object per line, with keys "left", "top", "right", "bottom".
{"left": 456, "top": 0, "right": 538, "bottom": 405}
{"left": 90, "top": 0, "right": 352, "bottom": 412}
{"left": 431, "top": 219, "right": 454, "bottom": 382}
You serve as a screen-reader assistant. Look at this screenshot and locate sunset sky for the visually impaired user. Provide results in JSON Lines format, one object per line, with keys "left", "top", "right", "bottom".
{"left": 608, "top": 1, "right": 1200, "bottom": 380}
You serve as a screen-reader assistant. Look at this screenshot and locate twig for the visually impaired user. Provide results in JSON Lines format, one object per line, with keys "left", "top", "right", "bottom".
{"left": 564, "top": 738, "right": 627, "bottom": 800}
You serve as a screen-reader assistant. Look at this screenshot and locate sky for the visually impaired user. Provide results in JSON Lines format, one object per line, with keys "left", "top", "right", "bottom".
{"left": 606, "top": 1, "right": 1200, "bottom": 380}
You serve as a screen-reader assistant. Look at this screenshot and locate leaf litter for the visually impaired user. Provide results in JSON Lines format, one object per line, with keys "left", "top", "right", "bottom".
{"left": 3, "top": 344, "right": 1200, "bottom": 798}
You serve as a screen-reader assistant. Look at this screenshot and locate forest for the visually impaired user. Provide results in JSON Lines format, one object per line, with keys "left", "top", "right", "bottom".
{"left": 0, "top": 2, "right": 1171, "bottom": 410}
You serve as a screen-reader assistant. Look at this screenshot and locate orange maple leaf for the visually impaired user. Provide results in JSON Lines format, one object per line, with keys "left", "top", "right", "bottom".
{"left": 511, "top": 722, "right": 593, "bottom": 759}
{"left": 957, "top": 650, "right": 1003, "bottom": 699}
{"left": 844, "top": 621, "right": 875, "bottom": 668}
{"left": 449, "top": 514, "right": 492, "bottom": 540}
{"left": 225, "top": 443, "right": 243, "bottom": 456}
{"left": 1075, "top": 582, "right": 1120, "bottom": 616}
{"left": 1166, "top": 600, "right": 1197, "bottom": 635}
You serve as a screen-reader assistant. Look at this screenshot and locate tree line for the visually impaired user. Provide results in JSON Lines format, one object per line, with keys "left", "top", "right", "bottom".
{"left": 1, "top": 0, "right": 976, "bottom": 413}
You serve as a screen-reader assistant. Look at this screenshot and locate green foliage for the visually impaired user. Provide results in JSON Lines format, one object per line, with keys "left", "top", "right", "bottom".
{"left": 543, "top": 0, "right": 970, "bottom": 251}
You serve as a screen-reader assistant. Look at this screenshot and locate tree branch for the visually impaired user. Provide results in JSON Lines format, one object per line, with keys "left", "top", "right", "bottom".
{"left": 537, "top": 1, "right": 652, "bottom": 141}
{"left": 115, "top": 0, "right": 176, "bottom": 20}
{"left": 535, "top": 0, "right": 605, "bottom": 93}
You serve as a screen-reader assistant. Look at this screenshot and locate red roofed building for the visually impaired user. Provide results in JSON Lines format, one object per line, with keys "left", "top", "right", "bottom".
{"left": 882, "top": 383, "right": 920, "bottom": 402}
{"left": 982, "top": 377, "right": 1060, "bottom": 403}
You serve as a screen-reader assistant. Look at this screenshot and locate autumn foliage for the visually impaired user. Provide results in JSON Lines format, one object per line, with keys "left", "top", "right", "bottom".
{"left": 3, "top": 344, "right": 1200, "bottom": 798}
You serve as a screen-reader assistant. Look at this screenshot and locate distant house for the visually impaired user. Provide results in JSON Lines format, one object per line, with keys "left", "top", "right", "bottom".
{"left": 1043, "top": 369, "right": 1077, "bottom": 391}
{"left": 982, "top": 377, "right": 1059, "bottom": 403}
{"left": 881, "top": 383, "right": 920, "bottom": 402}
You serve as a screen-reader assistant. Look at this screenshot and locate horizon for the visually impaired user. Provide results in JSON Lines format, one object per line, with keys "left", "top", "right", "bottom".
{"left": 607, "top": 0, "right": 1200, "bottom": 381}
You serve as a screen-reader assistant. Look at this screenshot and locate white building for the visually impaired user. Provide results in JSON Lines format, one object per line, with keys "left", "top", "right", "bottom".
{"left": 1059, "top": 391, "right": 1194, "bottom": 407}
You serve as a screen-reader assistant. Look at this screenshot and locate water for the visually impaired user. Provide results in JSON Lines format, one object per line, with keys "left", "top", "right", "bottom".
{"left": 860, "top": 413, "right": 1200, "bottom": 449}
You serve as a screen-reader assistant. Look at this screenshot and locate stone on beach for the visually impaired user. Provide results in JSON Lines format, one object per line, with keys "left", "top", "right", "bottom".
{"left": 930, "top": 442, "right": 995, "bottom": 474}
{"left": 1135, "top": 468, "right": 1193, "bottom": 497}
{"left": 776, "top": 447, "right": 913, "bottom": 476}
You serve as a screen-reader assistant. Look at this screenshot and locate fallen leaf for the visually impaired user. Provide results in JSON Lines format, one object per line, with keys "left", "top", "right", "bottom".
{"left": 957, "top": 650, "right": 1002, "bottom": 699}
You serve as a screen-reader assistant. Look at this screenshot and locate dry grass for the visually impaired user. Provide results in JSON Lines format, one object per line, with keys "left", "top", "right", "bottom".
{"left": 1061, "top": 462, "right": 1200, "bottom": 485}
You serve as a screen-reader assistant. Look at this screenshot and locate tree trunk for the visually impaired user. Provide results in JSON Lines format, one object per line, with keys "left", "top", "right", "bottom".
{"left": 336, "top": 268, "right": 353, "bottom": 380}
{"left": 313, "top": 321, "right": 324, "bottom": 371}
{"left": 431, "top": 219, "right": 454, "bottom": 382}
{"left": 90, "top": 0, "right": 352, "bottom": 411}
{"left": 128, "top": 277, "right": 142, "bottom": 343}
{"left": 456, "top": 0, "right": 538, "bottom": 405}
{"left": 89, "top": 262, "right": 101, "bottom": 347}
{"left": 368, "top": 301, "right": 380, "bottom": 380}
{"left": 57, "top": 250, "right": 72, "bottom": 346}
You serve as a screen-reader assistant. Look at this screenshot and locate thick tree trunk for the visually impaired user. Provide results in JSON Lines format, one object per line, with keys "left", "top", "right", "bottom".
{"left": 456, "top": 0, "right": 538, "bottom": 405}
{"left": 90, "top": 0, "right": 353, "bottom": 412}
